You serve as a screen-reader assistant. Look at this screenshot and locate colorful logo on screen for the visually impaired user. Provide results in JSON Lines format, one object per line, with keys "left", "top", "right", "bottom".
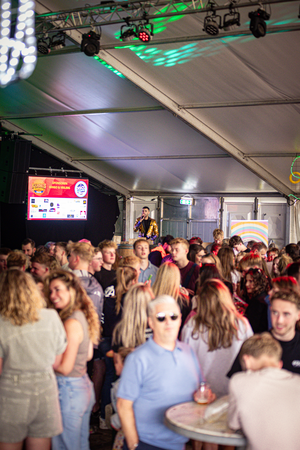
{"left": 32, "top": 181, "right": 47, "bottom": 196}
{"left": 75, "top": 181, "right": 88, "bottom": 198}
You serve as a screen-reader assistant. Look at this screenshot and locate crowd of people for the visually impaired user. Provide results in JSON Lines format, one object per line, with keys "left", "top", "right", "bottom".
{"left": 1, "top": 224, "right": 300, "bottom": 450}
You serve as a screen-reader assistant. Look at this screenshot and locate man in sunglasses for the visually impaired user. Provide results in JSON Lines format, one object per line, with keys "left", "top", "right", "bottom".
{"left": 117, "top": 295, "right": 205, "bottom": 450}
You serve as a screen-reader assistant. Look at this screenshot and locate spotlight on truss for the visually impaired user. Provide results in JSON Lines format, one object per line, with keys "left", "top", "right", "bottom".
{"left": 249, "top": 8, "right": 270, "bottom": 38}
{"left": 81, "top": 31, "right": 101, "bottom": 56}
{"left": 120, "top": 24, "right": 137, "bottom": 42}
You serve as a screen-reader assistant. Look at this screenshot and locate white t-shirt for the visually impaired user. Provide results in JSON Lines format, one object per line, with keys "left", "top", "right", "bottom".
{"left": 181, "top": 316, "right": 253, "bottom": 398}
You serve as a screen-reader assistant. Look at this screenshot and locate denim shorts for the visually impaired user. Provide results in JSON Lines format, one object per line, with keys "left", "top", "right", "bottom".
{"left": 0, "top": 371, "right": 62, "bottom": 443}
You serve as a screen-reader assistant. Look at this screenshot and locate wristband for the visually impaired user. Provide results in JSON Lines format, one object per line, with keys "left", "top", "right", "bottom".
{"left": 129, "top": 444, "right": 138, "bottom": 450}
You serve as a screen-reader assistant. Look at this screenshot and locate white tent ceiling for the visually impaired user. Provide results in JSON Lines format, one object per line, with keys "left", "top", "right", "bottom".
{"left": 1, "top": 0, "right": 300, "bottom": 200}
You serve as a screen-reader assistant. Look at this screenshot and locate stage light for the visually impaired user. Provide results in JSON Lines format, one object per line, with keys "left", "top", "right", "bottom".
{"left": 137, "top": 27, "right": 151, "bottom": 42}
{"left": 120, "top": 24, "right": 137, "bottom": 42}
{"left": 249, "top": 8, "right": 270, "bottom": 38}
{"left": 50, "top": 32, "right": 66, "bottom": 51}
{"left": 81, "top": 30, "right": 100, "bottom": 56}
{"left": 37, "top": 38, "right": 50, "bottom": 54}
{"left": 203, "top": 12, "right": 222, "bottom": 36}
{"left": 136, "top": 22, "right": 154, "bottom": 42}
{"left": 222, "top": 5, "right": 240, "bottom": 31}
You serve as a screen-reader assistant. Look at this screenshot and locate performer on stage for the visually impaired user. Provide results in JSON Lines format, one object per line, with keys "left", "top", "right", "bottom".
{"left": 134, "top": 206, "right": 159, "bottom": 241}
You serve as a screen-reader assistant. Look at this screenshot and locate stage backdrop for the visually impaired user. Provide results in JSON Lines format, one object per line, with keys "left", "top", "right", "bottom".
{"left": 231, "top": 220, "right": 268, "bottom": 246}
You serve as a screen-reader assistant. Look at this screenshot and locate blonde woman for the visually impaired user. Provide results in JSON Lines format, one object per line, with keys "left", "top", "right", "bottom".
{"left": 115, "top": 266, "right": 139, "bottom": 316}
{"left": 152, "top": 262, "right": 191, "bottom": 332}
{"left": 0, "top": 270, "right": 67, "bottom": 450}
{"left": 112, "top": 283, "right": 154, "bottom": 350}
{"left": 181, "top": 279, "right": 253, "bottom": 398}
{"left": 44, "top": 270, "right": 99, "bottom": 450}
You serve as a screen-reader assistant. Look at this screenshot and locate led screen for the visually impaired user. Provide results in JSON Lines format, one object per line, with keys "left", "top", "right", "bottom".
{"left": 27, "top": 176, "right": 89, "bottom": 220}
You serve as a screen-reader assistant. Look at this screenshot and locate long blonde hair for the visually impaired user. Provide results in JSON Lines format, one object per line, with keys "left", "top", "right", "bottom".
{"left": 152, "top": 262, "right": 181, "bottom": 302}
{"left": 112, "top": 283, "right": 154, "bottom": 348}
{"left": 44, "top": 270, "right": 100, "bottom": 345}
{"left": 115, "top": 266, "right": 138, "bottom": 314}
{"left": 192, "top": 279, "right": 244, "bottom": 351}
{"left": 0, "top": 269, "right": 44, "bottom": 326}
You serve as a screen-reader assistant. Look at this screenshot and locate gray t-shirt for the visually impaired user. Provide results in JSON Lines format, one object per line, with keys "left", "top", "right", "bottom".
{"left": 0, "top": 308, "right": 67, "bottom": 374}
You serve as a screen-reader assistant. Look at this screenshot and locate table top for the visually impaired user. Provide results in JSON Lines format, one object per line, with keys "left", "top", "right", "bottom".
{"left": 164, "top": 401, "right": 247, "bottom": 447}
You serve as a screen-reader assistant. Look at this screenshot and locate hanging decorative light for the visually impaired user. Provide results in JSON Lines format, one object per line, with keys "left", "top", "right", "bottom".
{"left": 0, "top": 0, "right": 37, "bottom": 88}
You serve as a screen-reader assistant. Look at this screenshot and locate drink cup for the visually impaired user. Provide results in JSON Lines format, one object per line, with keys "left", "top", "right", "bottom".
{"left": 195, "top": 382, "right": 210, "bottom": 404}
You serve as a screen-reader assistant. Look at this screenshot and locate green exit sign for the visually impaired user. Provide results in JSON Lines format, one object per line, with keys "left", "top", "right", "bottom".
{"left": 180, "top": 198, "right": 194, "bottom": 205}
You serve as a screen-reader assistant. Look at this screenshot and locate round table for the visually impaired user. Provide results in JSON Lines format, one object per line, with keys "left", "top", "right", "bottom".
{"left": 164, "top": 401, "right": 247, "bottom": 449}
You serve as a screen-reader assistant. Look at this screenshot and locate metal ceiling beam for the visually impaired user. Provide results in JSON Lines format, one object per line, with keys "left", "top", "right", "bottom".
{"left": 0, "top": 106, "right": 164, "bottom": 120}
{"left": 131, "top": 191, "right": 284, "bottom": 197}
{"left": 244, "top": 153, "right": 299, "bottom": 158}
{"left": 180, "top": 98, "right": 300, "bottom": 109}
{"left": 34, "top": 0, "right": 299, "bottom": 33}
{"left": 70, "top": 154, "right": 231, "bottom": 161}
{"left": 38, "top": 23, "right": 300, "bottom": 57}
{"left": 1, "top": 120, "right": 130, "bottom": 196}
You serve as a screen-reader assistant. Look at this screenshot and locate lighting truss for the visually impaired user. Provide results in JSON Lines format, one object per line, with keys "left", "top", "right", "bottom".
{"left": 34, "top": 0, "right": 298, "bottom": 36}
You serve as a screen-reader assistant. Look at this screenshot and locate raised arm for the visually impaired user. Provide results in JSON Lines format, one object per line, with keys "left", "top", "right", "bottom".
{"left": 117, "top": 398, "right": 139, "bottom": 450}
{"left": 134, "top": 216, "right": 143, "bottom": 232}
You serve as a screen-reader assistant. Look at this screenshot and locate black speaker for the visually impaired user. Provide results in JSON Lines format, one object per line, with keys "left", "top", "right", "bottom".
{"left": 0, "top": 139, "right": 31, "bottom": 203}
{"left": 0, "top": 171, "right": 28, "bottom": 203}
{"left": 0, "top": 139, "right": 31, "bottom": 173}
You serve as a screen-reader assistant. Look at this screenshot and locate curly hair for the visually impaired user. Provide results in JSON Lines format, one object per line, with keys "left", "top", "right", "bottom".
{"left": 0, "top": 269, "right": 44, "bottom": 326}
{"left": 243, "top": 268, "right": 268, "bottom": 298}
{"left": 192, "top": 279, "right": 244, "bottom": 351}
{"left": 44, "top": 269, "right": 100, "bottom": 345}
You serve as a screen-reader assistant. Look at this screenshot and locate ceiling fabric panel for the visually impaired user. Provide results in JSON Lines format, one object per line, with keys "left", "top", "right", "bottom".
{"left": 1, "top": 0, "right": 297, "bottom": 197}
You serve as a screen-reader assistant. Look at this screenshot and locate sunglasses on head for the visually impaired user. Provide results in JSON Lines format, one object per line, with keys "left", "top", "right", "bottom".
{"left": 155, "top": 312, "right": 179, "bottom": 322}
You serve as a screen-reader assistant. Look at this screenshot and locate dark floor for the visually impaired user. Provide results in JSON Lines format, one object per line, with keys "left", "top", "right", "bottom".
{"left": 90, "top": 428, "right": 114, "bottom": 450}
{"left": 89, "top": 412, "right": 114, "bottom": 450}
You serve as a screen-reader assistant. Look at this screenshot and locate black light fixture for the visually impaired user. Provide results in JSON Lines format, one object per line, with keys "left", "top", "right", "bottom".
{"left": 120, "top": 23, "right": 137, "bottom": 42}
{"left": 81, "top": 30, "right": 101, "bottom": 56}
{"left": 203, "top": 11, "right": 222, "bottom": 36}
{"left": 37, "top": 38, "right": 50, "bottom": 55}
{"left": 222, "top": 3, "right": 240, "bottom": 31}
{"left": 50, "top": 32, "right": 66, "bottom": 51}
{"left": 249, "top": 8, "right": 270, "bottom": 38}
{"left": 37, "top": 33, "right": 66, "bottom": 54}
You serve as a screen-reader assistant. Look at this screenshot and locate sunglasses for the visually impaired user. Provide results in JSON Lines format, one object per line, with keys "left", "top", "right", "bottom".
{"left": 155, "top": 312, "right": 179, "bottom": 322}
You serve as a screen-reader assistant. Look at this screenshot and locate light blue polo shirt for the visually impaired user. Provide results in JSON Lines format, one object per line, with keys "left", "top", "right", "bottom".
{"left": 138, "top": 261, "right": 158, "bottom": 284}
{"left": 117, "top": 337, "right": 203, "bottom": 450}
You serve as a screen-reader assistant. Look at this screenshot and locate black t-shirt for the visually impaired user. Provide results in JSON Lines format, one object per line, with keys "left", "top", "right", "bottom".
{"left": 102, "top": 294, "right": 123, "bottom": 338}
{"left": 244, "top": 291, "right": 268, "bottom": 333}
{"left": 227, "top": 330, "right": 300, "bottom": 378}
{"left": 278, "top": 331, "right": 300, "bottom": 374}
{"left": 143, "top": 218, "right": 151, "bottom": 236}
{"left": 95, "top": 267, "right": 116, "bottom": 293}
